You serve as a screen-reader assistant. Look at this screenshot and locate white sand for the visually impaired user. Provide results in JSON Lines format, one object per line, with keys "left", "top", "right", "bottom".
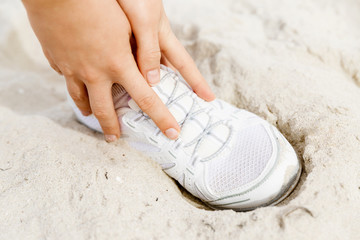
{"left": 1, "top": 0, "right": 360, "bottom": 239}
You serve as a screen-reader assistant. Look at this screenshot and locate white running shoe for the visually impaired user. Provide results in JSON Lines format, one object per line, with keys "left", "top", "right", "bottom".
{"left": 69, "top": 65, "right": 301, "bottom": 211}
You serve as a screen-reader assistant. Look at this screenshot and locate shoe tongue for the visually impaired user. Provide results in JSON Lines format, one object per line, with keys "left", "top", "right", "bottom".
{"left": 128, "top": 98, "right": 141, "bottom": 112}
{"left": 126, "top": 69, "right": 175, "bottom": 113}
{"left": 127, "top": 67, "right": 189, "bottom": 112}
{"left": 160, "top": 68, "right": 168, "bottom": 80}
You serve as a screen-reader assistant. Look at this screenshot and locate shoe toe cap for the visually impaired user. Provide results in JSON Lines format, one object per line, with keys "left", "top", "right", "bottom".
{"left": 206, "top": 126, "right": 301, "bottom": 211}
{"left": 254, "top": 126, "right": 302, "bottom": 207}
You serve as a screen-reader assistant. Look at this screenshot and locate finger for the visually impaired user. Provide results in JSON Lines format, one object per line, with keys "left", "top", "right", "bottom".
{"left": 134, "top": 28, "right": 161, "bottom": 87}
{"left": 43, "top": 49, "right": 62, "bottom": 75}
{"left": 87, "top": 82, "right": 120, "bottom": 142}
{"left": 160, "top": 54, "right": 177, "bottom": 72}
{"left": 160, "top": 31, "right": 216, "bottom": 102}
{"left": 65, "top": 77, "right": 92, "bottom": 116}
{"left": 118, "top": 0, "right": 161, "bottom": 86}
{"left": 119, "top": 59, "right": 180, "bottom": 140}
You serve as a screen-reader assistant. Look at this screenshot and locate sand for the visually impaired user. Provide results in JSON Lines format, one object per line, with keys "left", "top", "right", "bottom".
{"left": 1, "top": 0, "right": 360, "bottom": 239}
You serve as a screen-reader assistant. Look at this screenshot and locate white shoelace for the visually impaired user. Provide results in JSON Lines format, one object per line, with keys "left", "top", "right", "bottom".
{"left": 131, "top": 71, "right": 234, "bottom": 166}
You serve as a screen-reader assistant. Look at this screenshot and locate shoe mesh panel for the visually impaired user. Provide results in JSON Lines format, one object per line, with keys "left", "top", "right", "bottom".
{"left": 208, "top": 124, "right": 273, "bottom": 194}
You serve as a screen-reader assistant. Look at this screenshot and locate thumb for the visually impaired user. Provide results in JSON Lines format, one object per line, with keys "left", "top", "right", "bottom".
{"left": 135, "top": 30, "right": 161, "bottom": 87}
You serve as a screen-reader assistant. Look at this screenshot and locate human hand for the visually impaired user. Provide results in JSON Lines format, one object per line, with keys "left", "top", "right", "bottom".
{"left": 118, "top": 0, "right": 215, "bottom": 101}
{"left": 22, "top": 0, "right": 182, "bottom": 142}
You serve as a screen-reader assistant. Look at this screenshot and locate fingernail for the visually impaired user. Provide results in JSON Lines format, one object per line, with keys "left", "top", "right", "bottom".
{"left": 165, "top": 128, "right": 179, "bottom": 140}
{"left": 81, "top": 111, "right": 91, "bottom": 116}
{"left": 105, "top": 135, "right": 117, "bottom": 143}
{"left": 147, "top": 69, "right": 160, "bottom": 86}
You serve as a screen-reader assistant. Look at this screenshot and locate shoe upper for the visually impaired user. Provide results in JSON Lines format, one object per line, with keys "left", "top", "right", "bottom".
{"left": 70, "top": 65, "right": 301, "bottom": 211}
